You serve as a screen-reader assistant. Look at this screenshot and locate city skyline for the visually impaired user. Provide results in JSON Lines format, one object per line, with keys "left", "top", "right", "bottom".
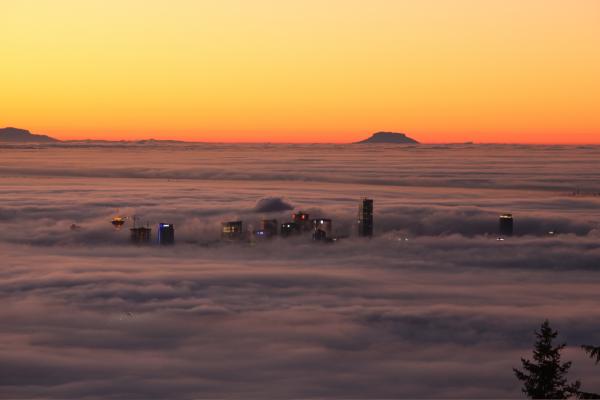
{"left": 2, "top": 141, "right": 600, "bottom": 397}
{"left": 2, "top": 0, "right": 600, "bottom": 143}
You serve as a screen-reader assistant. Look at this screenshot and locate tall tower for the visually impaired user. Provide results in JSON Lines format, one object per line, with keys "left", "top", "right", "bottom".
{"left": 499, "top": 214, "right": 513, "bottom": 236}
{"left": 130, "top": 215, "right": 151, "bottom": 244}
{"left": 158, "top": 223, "right": 175, "bottom": 245}
{"left": 358, "top": 198, "right": 373, "bottom": 237}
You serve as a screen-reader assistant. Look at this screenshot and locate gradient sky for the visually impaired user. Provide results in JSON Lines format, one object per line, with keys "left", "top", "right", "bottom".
{"left": 1, "top": 0, "right": 599, "bottom": 143}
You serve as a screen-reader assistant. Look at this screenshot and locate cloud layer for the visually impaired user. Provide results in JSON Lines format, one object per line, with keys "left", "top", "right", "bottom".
{"left": 1, "top": 143, "right": 600, "bottom": 398}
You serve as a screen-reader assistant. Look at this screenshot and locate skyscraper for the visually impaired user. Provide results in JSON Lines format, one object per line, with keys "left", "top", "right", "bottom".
{"left": 261, "top": 219, "right": 278, "bottom": 237}
{"left": 222, "top": 221, "right": 244, "bottom": 241}
{"left": 358, "top": 198, "right": 373, "bottom": 237}
{"left": 130, "top": 215, "right": 151, "bottom": 244}
{"left": 280, "top": 222, "right": 299, "bottom": 237}
{"left": 254, "top": 219, "right": 278, "bottom": 240}
{"left": 499, "top": 214, "right": 513, "bottom": 236}
{"left": 292, "top": 211, "right": 312, "bottom": 231}
{"left": 130, "top": 226, "right": 152, "bottom": 244}
{"left": 158, "top": 223, "right": 175, "bottom": 245}
{"left": 312, "top": 218, "right": 332, "bottom": 236}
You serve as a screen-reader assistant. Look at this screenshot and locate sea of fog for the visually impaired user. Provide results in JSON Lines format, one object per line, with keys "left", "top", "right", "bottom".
{"left": 1, "top": 142, "right": 600, "bottom": 398}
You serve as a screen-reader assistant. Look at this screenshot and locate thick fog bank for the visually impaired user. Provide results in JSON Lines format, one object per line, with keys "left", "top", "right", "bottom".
{"left": 1, "top": 144, "right": 600, "bottom": 398}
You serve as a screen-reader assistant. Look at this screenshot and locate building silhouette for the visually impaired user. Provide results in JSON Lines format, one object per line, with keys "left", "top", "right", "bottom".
{"left": 312, "top": 228, "right": 327, "bottom": 241}
{"left": 254, "top": 219, "right": 278, "bottom": 239}
{"left": 280, "top": 222, "right": 299, "bottom": 237}
{"left": 130, "top": 216, "right": 151, "bottom": 244}
{"left": 158, "top": 223, "right": 175, "bottom": 245}
{"left": 292, "top": 211, "right": 312, "bottom": 231}
{"left": 222, "top": 221, "right": 244, "bottom": 240}
{"left": 499, "top": 214, "right": 514, "bottom": 236}
{"left": 312, "top": 218, "right": 332, "bottom": 236}
{"left": 130, "top": 227, "right": 152, "bottom": 244}
{"left": 261, "top": 219, "right": 278, "bottom": 237}
{"left": 358, "top": 198, "right": 373, "bottom": 237}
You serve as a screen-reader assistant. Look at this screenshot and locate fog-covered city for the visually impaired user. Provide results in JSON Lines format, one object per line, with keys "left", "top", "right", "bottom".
{"left": 2, "top": 142, "right": 600, "bottom": 397}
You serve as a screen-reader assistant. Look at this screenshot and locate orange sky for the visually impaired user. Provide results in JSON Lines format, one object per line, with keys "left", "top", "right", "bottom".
{"left": 1, "top": 0, "right": 599, "bottom": 143}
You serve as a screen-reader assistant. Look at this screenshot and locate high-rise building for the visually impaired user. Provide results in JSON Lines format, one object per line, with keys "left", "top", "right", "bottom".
{"left": 222, "top": 221, "right": 244, "bottom": 241}
{"left": 130, "top": 215, "right": 151, "bottom": 244}
{"left": 261, "top": 219, "right": 278, "bottom": 237}
{"left": 280, "top": 222, "right": 299, "bottom": 237}
{"left": 312, "top": 218, "right": 332, "bottom": 236}
{"left": 292, "top": 211, "right": 312, "bottom": 231}
{"left": 130, "top": 226, "right": 152, "bottom": 244}
{"left": 358, "top": 198, "right": 373, "bottom": 237}
{"left": 254, "top": 219, "right": 278, "bottom": 240}
{"left": 158, "top": 223, "right": 175, "bottom": 245}
{"left": 499, "top": 214, "right": 514, "bottom": 236}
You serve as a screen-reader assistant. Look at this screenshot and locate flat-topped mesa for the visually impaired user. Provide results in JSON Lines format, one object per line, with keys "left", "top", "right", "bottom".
{"left": 355, "top": 131, "right": 419, "bottom": 144}
{"left": 0, "top": 127, "right": 60, "bottom": 143}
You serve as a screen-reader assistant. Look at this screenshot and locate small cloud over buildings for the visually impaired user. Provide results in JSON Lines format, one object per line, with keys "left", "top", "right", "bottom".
{"left": 253, "top": 196, "right": 294, "bottom": 213}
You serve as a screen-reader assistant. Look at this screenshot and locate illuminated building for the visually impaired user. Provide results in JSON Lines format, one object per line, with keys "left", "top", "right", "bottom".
{"left": 261, "top": 219, "right": 278, "bottom": 237}
{"left": 358, "top": 198, "right": 373, "bottom": 237}
{"left": 111, "top": 209, "right": 127, "bottom": 229}
{"left": 255, "top": 219, "right": 278, "bottom": 239}
{"left": 130, "top": 226, "right": 151, "bottom": 244}
{"left": 253, "top": 229, "right": 267, "bottom": 239}
{"left": 292, "top": 211, "right": 312, "bottom": 231}
{"left": 312, "top": 218, "right": 332, "bottom": 236}
{"left": 158, "top": 223, "right": 175, "bottom": 245}
{"left": 222, "top": 221, "right": 244, "bottom": 240}
{"left": 280, "top": 222, "right": 299, "bottom": 237}
{"left": 499, "top": 214, "right": 513, "bottom": 236}
{"left": 111, "top": 215, "right": 126, "bottom": 229}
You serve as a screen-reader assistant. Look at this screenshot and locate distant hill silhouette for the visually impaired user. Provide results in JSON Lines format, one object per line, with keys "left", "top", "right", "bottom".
{"left": 0, "top": 127, "right": 59, "bottom": 143}
{"left": 356, "top": 131, "right": 419, "bottom": 144}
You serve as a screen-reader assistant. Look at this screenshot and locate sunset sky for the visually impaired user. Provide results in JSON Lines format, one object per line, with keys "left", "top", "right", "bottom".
{"left": 2, "top": 0, "right": 599, "bottom": 143}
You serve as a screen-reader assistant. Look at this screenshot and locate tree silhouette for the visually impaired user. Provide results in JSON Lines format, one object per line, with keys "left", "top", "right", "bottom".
{"left": 582, "top": 345, "right": 600, "bottom": 365}
{"left": 514, "top": 320, "right": 580, "bottom": 399}
{"left": 578, "top": 345, "right": 600, "bottom": 399}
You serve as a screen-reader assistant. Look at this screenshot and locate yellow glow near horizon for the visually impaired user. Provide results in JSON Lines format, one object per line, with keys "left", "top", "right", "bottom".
{"left": 1, "top": 0, "right": 599, "bottom": 143}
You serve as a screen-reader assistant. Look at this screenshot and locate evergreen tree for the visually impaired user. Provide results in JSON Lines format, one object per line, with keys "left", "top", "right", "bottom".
{"left": 582, "top": 345, "right": 600, "bottom": 365}
{"left": 514, "top": 320, "right": 580, "bottom": 399}
{"left": 578, "top": 345, "right": 600, "bottom": 398}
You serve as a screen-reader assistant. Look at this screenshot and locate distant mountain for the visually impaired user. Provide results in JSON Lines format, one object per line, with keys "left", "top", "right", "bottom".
{"left": 0, "top": 127, "right": 59, "bottom": 143}
{"left": 356, "top": 131, "right": 419, "bottom": 144}
{"left": 134, "top": 139, "right": 187, "bottom": 144}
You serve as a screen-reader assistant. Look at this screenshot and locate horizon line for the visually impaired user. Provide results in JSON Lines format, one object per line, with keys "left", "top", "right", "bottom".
{"left": 3, "top": 126, "right": 600, "bottom": 145}
{"left": 48, "top": 138, "right": 600, "bottom": 146}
